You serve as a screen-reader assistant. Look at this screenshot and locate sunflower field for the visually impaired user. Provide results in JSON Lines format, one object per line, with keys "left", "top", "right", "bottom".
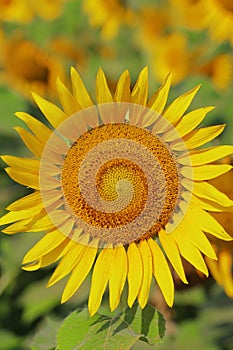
{"left": 0, "top": 1, "right": 233, "bottom": 350}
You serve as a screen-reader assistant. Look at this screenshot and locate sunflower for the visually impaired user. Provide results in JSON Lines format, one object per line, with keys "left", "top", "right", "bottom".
{"left": 0, "top": 67, "right": 233, "bottom": 316}
{"left": 168, "top": 0, "right": 205, "bottom": 31}
{"left": 135, "top": 5, "right": 170, "bottom": 50}
{"left": 82, "top": 0, "right": 134, "bottom": 39}
{"left": 149, "top": 32, "right": 193, "bottom": 84}
{"left": 0, "top": 0, "right": 33, "bottom": 23}
{"left": 30, "top": 0, "right": 66, "bottom": 20}
{"left": 196, "top": 53, "right": 233, "bottom": 91}
{"left": 1, "top": 37, "right": 65, "bottom": 99}
{"left": 200, "top": 0, "right": 233, "bottom": 45}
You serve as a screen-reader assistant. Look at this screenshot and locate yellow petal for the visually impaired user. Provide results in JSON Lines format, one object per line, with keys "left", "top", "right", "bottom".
{"left": 127, "top": 242, "right": 143, "bottom": 308}
{"left": 96, "top": 67, "right": 113, "bottom": 104}
{"left": 182, "top": 124, "right": 225, "bottom": 150}
{"left": 182, "top": 164, "right": 232, "bottom": 180}
{"left": 25, "top": 214, "right": 54, "bottom": 232}
{"left": 205, "top": 255, "right": 221, "bottom": 285}
{"left": 0, "top": 207, "right": 43, "bottom": 225}
{"left": 157, "top": 85, "right": 201, "bottom": 133}
{"left": 2, "top": 156, "right": 40, "bottom": 175}
{"left": 173, "top": 229, "right": 209, "bottom": 276}
{"left": 47, "top": 243, "right": 85, "bottom": 287}
{"left": 22, "top": 230, "right": 67, "bottom": 263}
{"left": 2, "top": 217, "right": 37, "bottom": 234}
{"left": 40, "top": 240, "right": 69, "bottom": 268}
{"left": 14, "top": 126, "right": 44, "bottom": 157}
{"left": 166, "top": 106, "right": 214, "bottom": 142}
{"left": 137, "top": 240, "right": 152, "bottom": 309}
{"left": 178, "top": 212, "right": 217, "bottom": 259}
{"left": 192, "top": 194, "right": 233, "bottom": 212}
{"left": 114, "top": 70, "right": 130, "bottom": 102}
{"left": 15, "top": 112, "right": 52, "bottom": 145}
{"left": 131, "top": 67, "right": 148, "bottom": 106}
{"left": 22, "top": 239, "right": 68, "bottom": 271}
{"left": 179, "top": 145, "right": 233, "bottom": 166}
{"left": 88, "top": 248, "right": 111, "bottom": 316}
{"left": 218, "top": 249, "right": 233, "bottom": 297}
{"left": 71, "top": 67, "right": 94, "bottom": 108}
{"left": 159, "top": 229, "right": 188, "bottom": 283}
{"left": 188, "top": 206, "right": 232, "bottom": 241}
{"left": 6, "top": 192, "right": 42, "bottom": 211}
{"left": 148, "top": 238, "right": 174, "bottom": 307}
{"left": 32, "top": 92, "right": 67, "bottom": 128}
{"left": 61, "top": 245, "right": 97, "bottom": 303}
{"left": 109, "top": 245, "right": 127, "bottom": 311}
{"left": 56, "top": 77, "right": 81, "bottom": 116}
{"left": 192, "top": 181, "right": 233, "bottom": 209}
{"left": 5, "top": 167, "right": 39, "bottom": 189}
{"left": 147, "top": 72, "right": 172, "bottom": 115}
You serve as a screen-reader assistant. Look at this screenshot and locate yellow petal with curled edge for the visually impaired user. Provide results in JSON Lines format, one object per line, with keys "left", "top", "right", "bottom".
{"left": 5, "top": 167, "right": 39, "bottom": 189}
{"left": 22, "top": 239, "right": 68, "bottom": 271}
{"left": 88, "top": 248, "right": 111, "bottom": 316}
{"left": 14, "top": 126, "right": 44, "bottom": 157}
{"left": 192, "top": 181, "right": 233, "bottom": 209}
{"left": 181, "top": 209, "right": 217, "bottom": 259}
{"left": 0, "top": 207, "right": 43, "bottom": 226}
{"left": 219, "top": 249, "right": 233, "bottom": 297}
{"left": 148, "top": 238, "right": 174, "bottom": 307}
{"left": 71, "top": 67, "right": 94, "bottom": 108}
{"left": 165, "top": 106, "right": 214, "bottom": 142}
{"left": 188, "top": 206, "right": 232, "bottom": 241}
{"left": 114, "top": 70, "right": 130, "bottom": 102}
{"left": 47, "top": 243, "right": 85, "bottom": 287}
{"left": 137, "top": 240, "right": 152, "bottom": 309}
{"left": 6, "top": 192, "right": 42, "bottom": 211}
{"left": 147, "top": 72, "right": 172, "bottom": 116}
{"left": 2, "top": 156, "right": 40, "bottom": 175}
{"left": 131, "top": 67, "right": 148, "bottom": 106}
{"left": 61, "top": 245, "right": 98, "bottom": 303}
{"left": 22, "top": 230, "right": 67, "bottom": 263}
{"left": 15, "top": 112, "right": 52, "bottom": 145}
{"left": 127, "top": 242, "right": 143, "bottom": 308}
{"left": 32, "top": 92, "right": 67, "bottom": 128}
{"left": 173, "top": 228, "right": 209, "bottom": 276}
{"left": 56, "top": 77, "right": 81, "bottom": 116}
{"left": 205, "top": 256, "right": 221, "bottom": 285}
{"left": 156, "top": 85, "right": 200, "bottom": 133}
{"left": 109, "top": 245, "right": 128, "bottom": 311}
{"left": 192, "top": 194, "right": 233, "bottom": 212}
{"left": 182, "top": 124, "right": 225, "bottom": 150}
{"left": 182, "top": 164, "right": 232, "bottom": 180}
{"left": 96, "top": 67, "right": 113, "bottom": 104}
{"left": 159, "top": 229, "right": 188, "bottom": 283}
{"left": 179, "top": 145, "right": 233, "bottom": 166}
{"left": 2, "top": 217, "right": 38, "bottom": 234}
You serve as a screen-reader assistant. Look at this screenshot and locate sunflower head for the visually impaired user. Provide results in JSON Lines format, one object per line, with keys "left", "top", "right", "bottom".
{"left": 0, "top": 66, "right": 233, "bottom": 316}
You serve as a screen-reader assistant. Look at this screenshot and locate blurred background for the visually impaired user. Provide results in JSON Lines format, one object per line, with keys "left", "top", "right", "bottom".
{"left": 0, "top": 0, "right": 233, "bottom": 349}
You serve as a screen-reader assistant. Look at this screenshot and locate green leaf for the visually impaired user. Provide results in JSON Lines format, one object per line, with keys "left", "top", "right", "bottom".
{"left": 56, "top": 304, "right": 165, "bottom": 350}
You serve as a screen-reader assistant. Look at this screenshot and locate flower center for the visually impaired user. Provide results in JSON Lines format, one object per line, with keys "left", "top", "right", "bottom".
{"left": 61, "top": 123, "right": 179, "bottom": 244}
{"left": 40, "top": 102, "right": 193, "bottom": 248}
